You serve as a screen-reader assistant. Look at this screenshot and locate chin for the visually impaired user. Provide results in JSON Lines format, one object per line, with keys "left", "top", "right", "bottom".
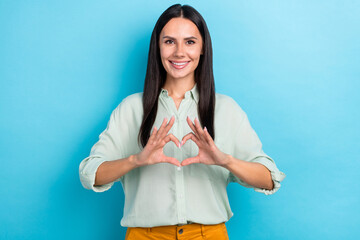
{"left": 168, "top": 72, "right": 192, "bottom": 80}
{"left": 165, "top": 68, "right": 196, "bottom": 80}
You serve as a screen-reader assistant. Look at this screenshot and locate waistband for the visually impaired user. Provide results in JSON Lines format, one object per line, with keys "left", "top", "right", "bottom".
{"left": 127, "top": 222, "right": 226, "bottom": 236}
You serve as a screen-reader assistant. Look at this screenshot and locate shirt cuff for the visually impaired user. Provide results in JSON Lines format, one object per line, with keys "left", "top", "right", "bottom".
{"left": 252, "top": 157, "right": 286, "bottom": 195}
{"left": 79, "top": 157, "right": 114, "bottom": 193}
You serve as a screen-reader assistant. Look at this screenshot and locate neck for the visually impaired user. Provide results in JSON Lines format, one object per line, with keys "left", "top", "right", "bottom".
{"left": 162, "top": 76, "right": 196, "bottom": 100}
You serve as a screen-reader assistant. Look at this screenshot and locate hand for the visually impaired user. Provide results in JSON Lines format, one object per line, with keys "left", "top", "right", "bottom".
{"left": 133, "top": 116, "right": 181, "bottom": 167}
{"left": 180, "top": 116, "right": 230, "bottom": 167}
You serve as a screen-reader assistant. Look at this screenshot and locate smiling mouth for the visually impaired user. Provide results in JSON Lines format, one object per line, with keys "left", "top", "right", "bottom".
{"left": 169, "top": 61, "right": 190, "bottom": 69}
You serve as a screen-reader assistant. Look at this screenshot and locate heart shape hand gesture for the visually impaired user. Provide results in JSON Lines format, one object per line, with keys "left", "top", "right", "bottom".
{"left": 180, "top": 116, "right": 229, "bottom": 167}
{"left": 133, "top": 116, "right": 230, "bottom": 168}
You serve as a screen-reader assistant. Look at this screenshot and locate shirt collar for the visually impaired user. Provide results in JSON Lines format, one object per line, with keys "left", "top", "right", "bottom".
{"left": 160, "top": 83, "right": 199, "bottom": 104}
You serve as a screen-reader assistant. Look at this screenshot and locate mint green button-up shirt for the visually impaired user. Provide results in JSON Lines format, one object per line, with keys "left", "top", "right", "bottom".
{"left": 79, "top": 83, "right": 286, "bottom": 227}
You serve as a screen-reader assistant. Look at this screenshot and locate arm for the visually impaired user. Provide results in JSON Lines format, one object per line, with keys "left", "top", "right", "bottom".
{"left": 94, "top": 155, "right": 137, "bottom": 186}
{"left": 180, "top": 114, "right": 285, "bottom": 195}
{"left": 94, "top": 116, "right": 181, "bottom": 186}
{"left": 79, "top": 99, "right": 133, "bottom": 192}
{"left": 223, "top": 154, "right": 274, "bottom": 190}
{"left": 79, "top": 103, "right": 181, "bottom": 192}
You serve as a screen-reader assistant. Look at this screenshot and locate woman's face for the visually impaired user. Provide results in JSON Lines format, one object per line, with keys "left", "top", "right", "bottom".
{"left": 159, "top": 17, "right": 203, "bottom": 82}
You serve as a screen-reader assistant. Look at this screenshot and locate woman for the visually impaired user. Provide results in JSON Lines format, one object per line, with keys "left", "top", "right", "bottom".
{"left": 79, "top": 4, "right": 286, "bottom": 240}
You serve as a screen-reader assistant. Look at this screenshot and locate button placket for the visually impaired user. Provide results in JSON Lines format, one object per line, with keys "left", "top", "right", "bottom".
{"left": 162, "top": 90, "right": 188, "bottom": 225}
{"left": 176, "top": 102, "right": 187, "bottom": 225}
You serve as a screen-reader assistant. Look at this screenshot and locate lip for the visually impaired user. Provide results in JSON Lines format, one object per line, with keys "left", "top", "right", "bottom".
{"left": 169, "top": 60, "right": 190, "bottom": 69}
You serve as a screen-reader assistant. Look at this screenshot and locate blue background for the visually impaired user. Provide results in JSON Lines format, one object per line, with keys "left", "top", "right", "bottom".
{"left": 1, "top": 0, "right": 359, "bottom": 239}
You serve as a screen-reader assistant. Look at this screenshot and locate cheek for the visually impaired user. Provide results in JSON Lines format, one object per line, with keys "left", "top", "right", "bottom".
{"left": 159, "top": 50, "right": 169, "bottom": 68}
{"left": 189, "top": 48, "right": 202, "bottom": 59}
{"left": 160, "top": 47, "right": 172, "bottom": 59}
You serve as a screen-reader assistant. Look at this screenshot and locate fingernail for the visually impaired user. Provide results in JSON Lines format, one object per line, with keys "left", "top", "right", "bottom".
{"left": 204, "top": 126, "right": 207, "bottom": 131}
{"left": 178, "top": 142, "right": 181, "bottom": 148}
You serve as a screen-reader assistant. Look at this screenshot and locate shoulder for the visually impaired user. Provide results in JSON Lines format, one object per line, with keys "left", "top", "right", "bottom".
{"left": 122, "top": 92, "right": 143, "bottom": 105}
{"left": 119, "top": 92, "right": 142, "bottom": 107}
{"left": 215, "top": 93, "right": 245, "bottom": 113}
{"left": 112, "top": 92, "right": 143, "bottom": 116}
{"left": 215, "top": 93, "right": 247, "bottom": 126}
{"left": 216, "top": 92, "right": 235, "bottom": 103}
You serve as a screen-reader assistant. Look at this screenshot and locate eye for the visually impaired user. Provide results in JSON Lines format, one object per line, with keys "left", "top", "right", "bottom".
{"left": 186, "top": 40, "right": 195, "bottom": 45}
{"left": 165, "top": 39, "right": 174, "bottom": 44}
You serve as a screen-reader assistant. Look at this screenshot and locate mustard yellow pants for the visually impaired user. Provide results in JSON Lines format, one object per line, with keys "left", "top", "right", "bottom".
{"left": 125, "top": 222, "right": 229, "bottom": 240}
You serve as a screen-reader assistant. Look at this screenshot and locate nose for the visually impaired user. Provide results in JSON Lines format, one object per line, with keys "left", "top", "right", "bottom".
{"left": 174, "top": 42, "right": 185, "bottom": 57}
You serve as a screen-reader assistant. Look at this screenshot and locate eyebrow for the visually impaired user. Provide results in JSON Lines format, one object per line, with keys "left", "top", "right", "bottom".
{"left": 162, "top": 36, "right": 198, "bottom": 40}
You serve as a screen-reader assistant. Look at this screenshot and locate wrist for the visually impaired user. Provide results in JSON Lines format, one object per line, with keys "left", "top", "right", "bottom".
{"left": 220, "top": 154, "right": 234, "bottom": 169}
{"left": 128, "top": 154, "right": 140, "bottom": 168}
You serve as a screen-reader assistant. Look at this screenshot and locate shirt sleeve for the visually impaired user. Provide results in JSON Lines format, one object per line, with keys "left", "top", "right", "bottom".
{"left": 79, "top": 99, "right": 131, "bottom": 193}
{"left": 227, "top": 104, "right": 286, "bottom": 195}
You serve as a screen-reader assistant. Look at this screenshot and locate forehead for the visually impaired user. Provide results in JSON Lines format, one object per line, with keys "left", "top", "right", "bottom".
{"left": 160, "top": 17, "right": 201, "bottom": 38}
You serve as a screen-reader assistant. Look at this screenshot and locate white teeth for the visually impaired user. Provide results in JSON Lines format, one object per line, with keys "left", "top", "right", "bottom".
{"left": 171, "top": 61, "right": 188, "bottom": 66}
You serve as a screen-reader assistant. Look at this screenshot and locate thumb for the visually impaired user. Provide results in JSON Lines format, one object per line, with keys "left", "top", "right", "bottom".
{"left": 181, "top": 156, "right": 200, "bottom": 166}
{"left": 163, "top": 156, "right": 181, "bottom": 167}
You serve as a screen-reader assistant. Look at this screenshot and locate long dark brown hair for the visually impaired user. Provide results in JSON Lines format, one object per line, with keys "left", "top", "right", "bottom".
{"left": 138, "top": 4, "right": 216, "bottom": 148}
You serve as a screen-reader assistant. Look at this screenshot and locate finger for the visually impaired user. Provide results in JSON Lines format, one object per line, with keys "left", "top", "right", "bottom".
{"left": 203, "top": 126, "right": 214, "bottom": 145}
{"left": 161, "top": 115, "right": 175, "bottom": 138}
{"left": 186, "top": 116, "right": 198, "bottom": 135}
{"left": 181, "top": 156, "right": 200, "bottom": 166}
{"left": 163, "top": 156, "right": 180, "bottom": 167}
{"left": 156, "top": 117, "right": 168, "bottom": 139}
{"left": 181, "top": 132, "right": 199, "bottom": 146}
{"left": 149, "top": 126, "right": 158, "bottom": 140}
{"left": 147, "top": 126, "right": 158, "bottom": 145}
{"left": 194, "top": 117, "right": 206, "bottom": 141}
{"left": 164, "top": 133, "right": 181, "bottom": 148}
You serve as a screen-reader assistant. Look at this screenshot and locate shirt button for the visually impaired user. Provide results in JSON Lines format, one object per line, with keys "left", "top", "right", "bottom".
{"left": 179, "top": 229, "right": 183, "bottom": 234}
{"left": 177, "top": 166, "right": 181, "bottom": 171}
{"left": 179, "top": 194, "right": 183, "bottom": 199}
